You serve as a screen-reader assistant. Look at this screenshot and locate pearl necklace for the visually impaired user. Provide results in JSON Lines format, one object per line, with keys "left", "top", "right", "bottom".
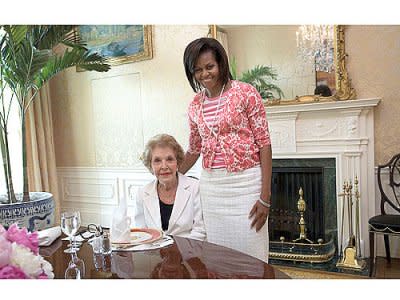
{"left": 202, "top": 83, "right": 226, "bottom": 135}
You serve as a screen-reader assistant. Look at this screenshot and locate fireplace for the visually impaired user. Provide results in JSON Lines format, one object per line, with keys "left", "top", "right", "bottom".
{"left": 270, "top": 158, "right": 336, "bottom": 242}
{"left": 266, "top": 98, "right": 380, "bottom": 259}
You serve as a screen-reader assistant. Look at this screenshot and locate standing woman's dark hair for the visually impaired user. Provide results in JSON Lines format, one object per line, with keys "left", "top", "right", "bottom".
{"left": 183, "top": 37, "right": 233, "bottom": 93}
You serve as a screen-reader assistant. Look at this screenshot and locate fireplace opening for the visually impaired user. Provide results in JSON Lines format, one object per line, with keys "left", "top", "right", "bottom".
{"left": 269, "top": 158, "right": 337, "bottom": 262}
{"left": 270, "top": 166, "right": 324, "bottom": 242}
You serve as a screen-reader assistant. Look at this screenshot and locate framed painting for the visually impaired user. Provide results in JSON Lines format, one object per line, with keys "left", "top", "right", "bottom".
{"left": 77, "top": 25, "right": 153, "bottom": 67}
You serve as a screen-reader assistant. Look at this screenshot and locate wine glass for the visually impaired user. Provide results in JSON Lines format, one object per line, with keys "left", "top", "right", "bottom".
{"left": 65, "top": 264, "right": 81, "bottom": 279}
{"left": 61, "top": 211, "right": 81, "bottom": 253}
{"left": 65, "top": 252, "right": 85, "bottom": 279}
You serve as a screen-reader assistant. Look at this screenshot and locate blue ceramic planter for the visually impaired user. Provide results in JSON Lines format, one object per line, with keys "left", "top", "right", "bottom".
{"left": 0, "top": 192, "right": 55, "bottom": 232}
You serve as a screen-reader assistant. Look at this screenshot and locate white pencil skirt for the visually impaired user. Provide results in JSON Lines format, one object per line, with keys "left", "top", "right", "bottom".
{"left": 200, "top": 165, "right": 269, "bottom": 262}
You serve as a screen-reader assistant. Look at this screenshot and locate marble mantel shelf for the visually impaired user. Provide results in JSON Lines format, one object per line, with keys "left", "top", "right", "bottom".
{"left": 266, "top": 98, "right": 381, "bottom": 115}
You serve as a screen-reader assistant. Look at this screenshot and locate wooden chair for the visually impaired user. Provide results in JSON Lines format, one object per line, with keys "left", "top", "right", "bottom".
{"left": 368, "top": 153, "right": 400, "bottom": 277}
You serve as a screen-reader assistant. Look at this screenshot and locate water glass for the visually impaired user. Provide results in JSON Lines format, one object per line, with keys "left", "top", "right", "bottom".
{"left": 93, "top": 253, "right": 104, "bottom": 270}
{"left": 91, "top": 235, "right": 104, "bottom": 254}
{"left": 92, "top": 253, "right": 112, "bottom": 272}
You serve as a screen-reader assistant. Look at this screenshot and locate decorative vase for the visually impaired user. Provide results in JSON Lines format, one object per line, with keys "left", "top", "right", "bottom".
{"left": 0, "top": 192, "right": 55, "bottom": 232}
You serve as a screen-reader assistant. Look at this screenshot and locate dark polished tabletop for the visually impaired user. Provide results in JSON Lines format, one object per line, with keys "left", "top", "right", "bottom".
{"left": 39, "top": 235, "right": 290, "bottom": 279}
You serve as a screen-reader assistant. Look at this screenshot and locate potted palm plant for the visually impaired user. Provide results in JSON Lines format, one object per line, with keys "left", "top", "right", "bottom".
{"left": 230, "top": 57, "right": 284, "bottom": 101}
{"left": 0, "top": 25, "right": 110, "bottom": 230}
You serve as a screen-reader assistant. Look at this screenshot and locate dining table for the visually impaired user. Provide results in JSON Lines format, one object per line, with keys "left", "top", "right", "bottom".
{"left": 39, "top": 234, "right": 290, "bottom": 279}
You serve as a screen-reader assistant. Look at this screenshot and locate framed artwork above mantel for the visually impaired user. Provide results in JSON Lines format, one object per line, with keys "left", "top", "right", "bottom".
{"left": 77, "top": 25, "right": 153, "bottom": 67}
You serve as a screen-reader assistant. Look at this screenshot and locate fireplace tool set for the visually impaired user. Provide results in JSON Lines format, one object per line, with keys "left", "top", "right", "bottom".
{"left": 336, "top": 177, "right": 366, "bottom": 270}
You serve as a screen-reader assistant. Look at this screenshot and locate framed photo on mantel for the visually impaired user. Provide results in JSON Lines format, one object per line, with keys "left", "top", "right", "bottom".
{"left": 77, "top": 25, "right": 153, "bottom": 67}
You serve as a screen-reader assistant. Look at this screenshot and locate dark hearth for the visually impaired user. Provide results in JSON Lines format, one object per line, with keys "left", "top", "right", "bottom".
{"left": 270, "top": 166, "right": 324, "bottom": 242}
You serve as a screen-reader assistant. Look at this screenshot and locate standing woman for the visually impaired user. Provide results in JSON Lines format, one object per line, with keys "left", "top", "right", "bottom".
{"left": 180, "top": 37, "right": 273, "bottom": 262}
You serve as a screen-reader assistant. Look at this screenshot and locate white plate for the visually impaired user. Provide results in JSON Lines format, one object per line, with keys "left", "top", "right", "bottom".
{"left": 130, "top": 231, "right": 152, "bottom": 243}
{"left": 111, "top": 228, "right": 163, "bottom": 246}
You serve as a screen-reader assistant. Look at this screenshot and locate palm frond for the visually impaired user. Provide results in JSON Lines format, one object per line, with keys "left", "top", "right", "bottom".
{"left": 30, "top": 25, "right": 86, "bottom": 50}
{"left": 2, "top": 40, "right": 33, "bottom": 95}
{"left": 241, "top": 65, "right": 278, "bottom": 82}
{"left": 3, "top": 25, "right": 28, "bottom": 49}
{"left": 238, "top": 64, "right": 284, "bottom": 100}
{"left": 30, "top": 49, "right": 53, "bottom": 74}
{"left": 230, "top": 56, "right": 238, "bottom": 80}
{"left": 2, "top": 25, "right": 110, "bottom": 94}
{"left": 34, "top": 47, "right": 110, "bottom": 89}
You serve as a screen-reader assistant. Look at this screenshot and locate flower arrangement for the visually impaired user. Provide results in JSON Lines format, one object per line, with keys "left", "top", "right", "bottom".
{"left": 0, "top": 223, "right": 54, "bottom": 279}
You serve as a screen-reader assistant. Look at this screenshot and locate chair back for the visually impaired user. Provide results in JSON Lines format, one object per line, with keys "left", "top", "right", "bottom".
{"left": 377, "top": 153, "right": 400, "bottom": 215}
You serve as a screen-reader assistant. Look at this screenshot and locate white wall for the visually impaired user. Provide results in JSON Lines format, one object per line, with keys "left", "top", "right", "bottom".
{"left": 50, "top": 25, "right": 208, "bottom": 168}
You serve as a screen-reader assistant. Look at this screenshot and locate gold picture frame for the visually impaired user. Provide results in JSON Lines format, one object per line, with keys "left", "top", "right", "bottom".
{"left": 289, "top": 25, "right": 356, "bottom": 105}
{"left": 210, "top": 25, "right": 356, "bottom": 106}
{"left": 77, "top": 25, "right": 153, "bottom": 67}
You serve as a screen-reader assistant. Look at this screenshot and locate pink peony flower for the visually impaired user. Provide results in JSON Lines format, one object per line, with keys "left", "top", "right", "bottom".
{"left": 6, "top": 223, "right": 39, "bottom": 255}
{"left": 0, "top": 224, "right": 53, "bottom": 279}
{"left": 0, "top": 236, "right": 11, "bottom": 264}
{"left": 0, "top": 224, "right": 6, "bottom": 235}
{"left": 0, "top": 265, "right": 28, "bottom": 279}
{"left": 0, "top": 235, "right": 12, "bottom": 268}
{"left": 37, "top": 272, "right": 49, "bottom": 279}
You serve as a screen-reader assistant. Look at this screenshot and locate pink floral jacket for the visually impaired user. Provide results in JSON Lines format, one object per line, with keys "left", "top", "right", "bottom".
{"left": 187, "top": 80, "right": 271, "bottom": 172}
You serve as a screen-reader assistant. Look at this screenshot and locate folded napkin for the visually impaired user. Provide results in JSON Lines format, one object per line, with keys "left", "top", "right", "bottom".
{"left": 39, "top": 238, "right": 62, "bottom": 257}
{"left": 38, "top": 226, "right": 61, "bottom": 246}
{"left": 110, "top": 197, "right": 131, "bottom": 243}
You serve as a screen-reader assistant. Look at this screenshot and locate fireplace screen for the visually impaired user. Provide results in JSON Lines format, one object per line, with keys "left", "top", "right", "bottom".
{"left": 270, "top": 166, "right": 324, "bottom": 242}
{"left": 268, "top": 158, "right": 337, "bottom": 262}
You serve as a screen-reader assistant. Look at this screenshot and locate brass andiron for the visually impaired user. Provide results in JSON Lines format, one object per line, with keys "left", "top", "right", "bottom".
{"left": 336, "top": 177, "right": 366, "bottom": 270}
{"left": 293, "top": 187, "right": 314, "bottom": 244}
{"left": 269, "top": 186, "right": 336, "bottom": 263}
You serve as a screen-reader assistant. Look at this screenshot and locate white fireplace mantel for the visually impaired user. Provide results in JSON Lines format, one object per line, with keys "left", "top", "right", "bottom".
{"left": 266, "top": 98, "right": 381, "bottom": 257}
{"left": 266, "top": 98, "right": 380, "bottom": 115}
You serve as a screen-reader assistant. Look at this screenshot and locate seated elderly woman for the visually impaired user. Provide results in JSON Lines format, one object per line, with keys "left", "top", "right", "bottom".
{"left": 134, "top": 134, "right": 206, "bottom": 241}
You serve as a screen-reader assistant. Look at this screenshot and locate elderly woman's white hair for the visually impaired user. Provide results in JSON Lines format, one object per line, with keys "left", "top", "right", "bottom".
{"left": 141, "top": 134, "right": 185, "bottom": 174}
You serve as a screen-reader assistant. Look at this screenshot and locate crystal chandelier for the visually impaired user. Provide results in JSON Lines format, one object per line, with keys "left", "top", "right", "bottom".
{"left": 296, "top": 25, "right": 334, "bottom": 73}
